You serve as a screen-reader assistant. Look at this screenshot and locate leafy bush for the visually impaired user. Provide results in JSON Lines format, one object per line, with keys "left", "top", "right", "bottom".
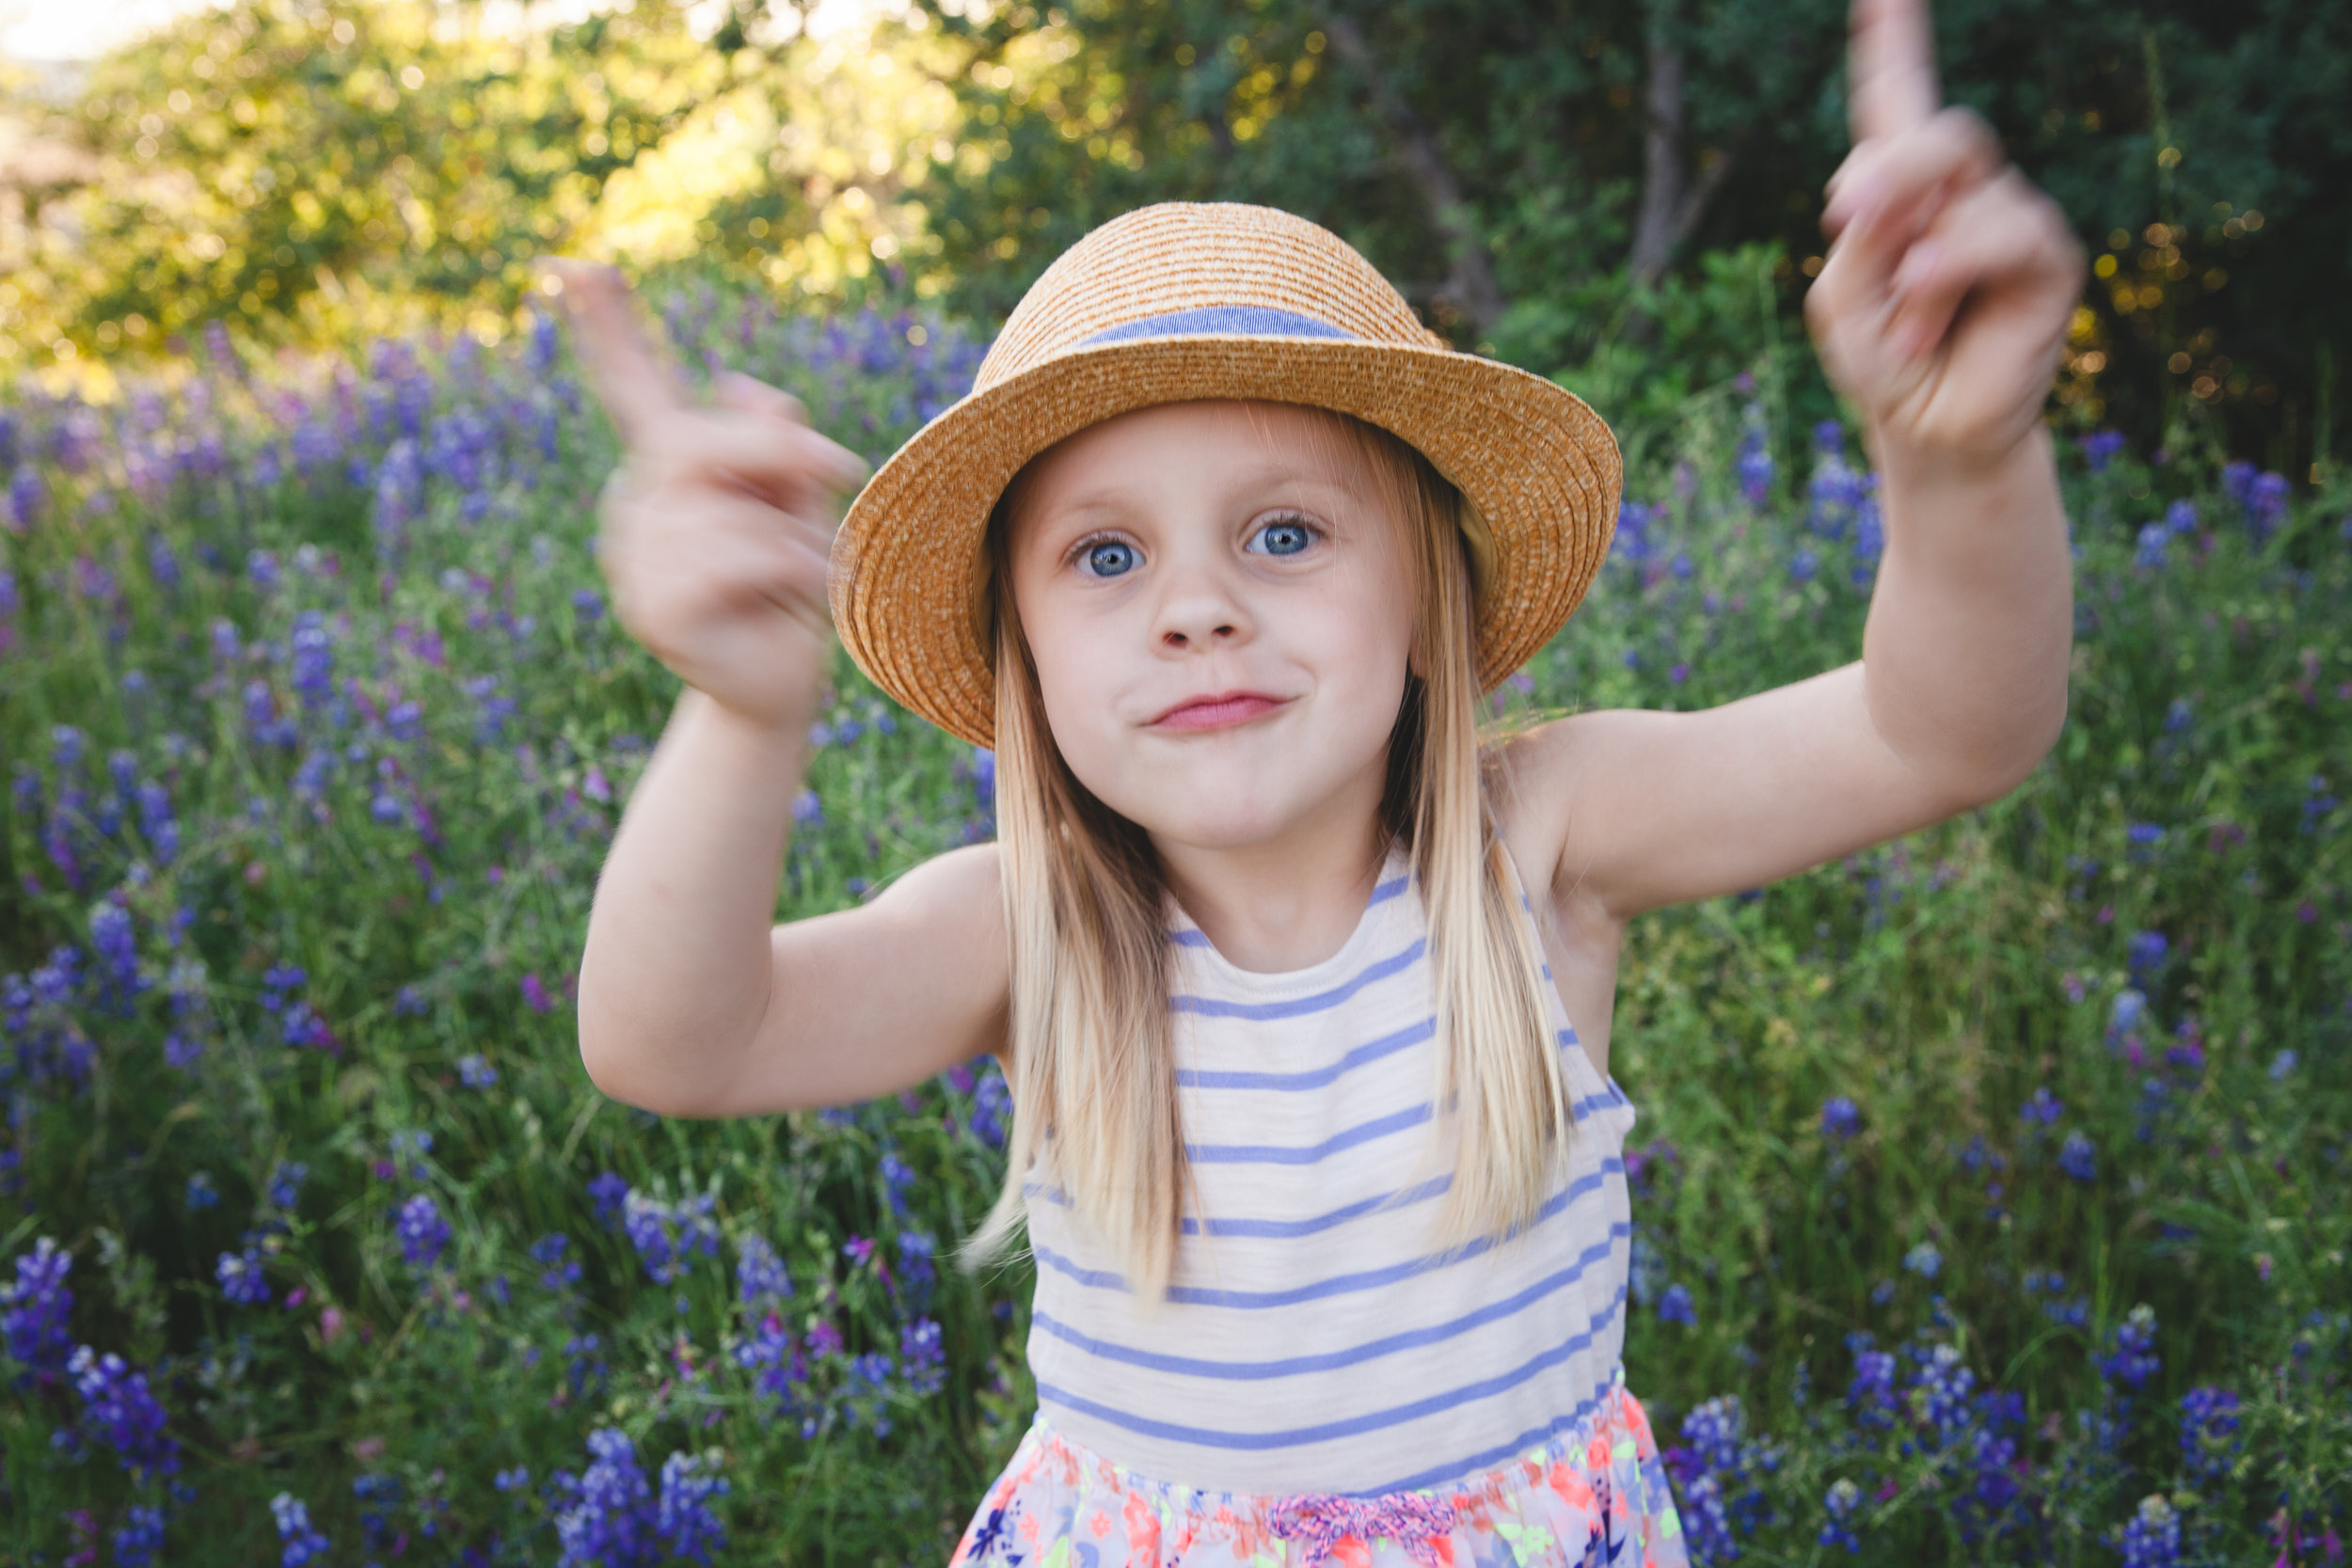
{"left": 0, "top": 269, "right": 2344, "bottom": 1564}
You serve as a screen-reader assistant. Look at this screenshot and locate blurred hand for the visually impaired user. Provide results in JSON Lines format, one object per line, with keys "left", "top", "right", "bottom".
{"left": 1806, "top": 0, "right": 2086, "bottom": 475}
{"left": 539, "top": 258, "right": 869, "bottom": 732}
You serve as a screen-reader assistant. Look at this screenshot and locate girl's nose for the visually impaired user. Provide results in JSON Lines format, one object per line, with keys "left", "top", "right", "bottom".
{"left": 1150, "top": 562, "right": 1251, "bottom": 652}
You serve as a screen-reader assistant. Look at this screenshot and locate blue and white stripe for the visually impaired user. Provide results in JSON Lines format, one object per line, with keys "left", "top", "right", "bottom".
{"left": 1022, "top": 841, "right": 1641, "bottom": 1497}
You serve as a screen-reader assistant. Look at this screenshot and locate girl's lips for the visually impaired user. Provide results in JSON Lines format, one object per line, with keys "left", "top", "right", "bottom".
{"left": 1150, "top": 691, "right": 1288, "bottom": 732}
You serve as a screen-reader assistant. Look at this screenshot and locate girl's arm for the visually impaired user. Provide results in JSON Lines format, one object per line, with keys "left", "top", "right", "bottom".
{"left": 1499, "top": 0, "right": 2086, "bottom": 922}
{"left": 577, "top": 688, "right": 1009, "bottom": 1119}
{"left": 548, "top": 260, "right": 1009, "bottom": 1118}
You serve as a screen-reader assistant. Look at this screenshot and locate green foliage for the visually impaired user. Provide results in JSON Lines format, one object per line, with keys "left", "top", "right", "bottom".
{"left": 907, "top": 0, "right": 2352, "bottom": 470}
{"left": 10, "top": 0, "right": 722, "bottom": 361}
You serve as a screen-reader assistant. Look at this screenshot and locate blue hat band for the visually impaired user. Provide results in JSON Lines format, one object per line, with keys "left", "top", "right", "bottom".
{"left": 1074, "top": 305, "right": 1358, "bottom": 348}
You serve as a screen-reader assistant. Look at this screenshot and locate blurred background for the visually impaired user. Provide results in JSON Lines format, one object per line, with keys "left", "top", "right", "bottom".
{"left": 3, "top": 0, "right": 2346, "bottom": 474}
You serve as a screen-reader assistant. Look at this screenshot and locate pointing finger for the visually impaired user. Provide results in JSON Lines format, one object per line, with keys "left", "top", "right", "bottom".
{"left": 1848, "top": 0, "right": 1941, "bottom": 145}
{"left": 1823, "top": 106, "right": 2004, "bottom": 238}
{"left": 535, "top": 257, "right": 690, "bottom": 451}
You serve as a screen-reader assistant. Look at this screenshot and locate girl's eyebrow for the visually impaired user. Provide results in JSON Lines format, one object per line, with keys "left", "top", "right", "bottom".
{"left": 1040, "top": 461, "right": 1358, "bottom": 523}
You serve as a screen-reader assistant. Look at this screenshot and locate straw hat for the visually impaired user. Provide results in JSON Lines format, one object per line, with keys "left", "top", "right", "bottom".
{"left": 828, "top": 201, "right": 1622, "bottom": 749}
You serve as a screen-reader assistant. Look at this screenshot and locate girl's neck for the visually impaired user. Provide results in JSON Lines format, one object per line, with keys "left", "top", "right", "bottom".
{"left": 1150, "top": 782, "right": 1392, "bottom": 975}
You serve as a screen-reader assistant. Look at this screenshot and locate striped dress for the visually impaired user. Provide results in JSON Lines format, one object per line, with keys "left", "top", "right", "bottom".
{"left": 1019, "top": 838, "right": 1640, "bottom": 1498}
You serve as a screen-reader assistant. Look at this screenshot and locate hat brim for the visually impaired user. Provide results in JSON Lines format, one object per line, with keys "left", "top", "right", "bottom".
{"left": 828, "top": 333, "right": 1622, "bottom": 749}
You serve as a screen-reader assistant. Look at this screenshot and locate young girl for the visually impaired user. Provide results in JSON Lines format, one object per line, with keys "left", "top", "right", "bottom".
{"left": 553, "top": 0, "right": 2084, "bottom": 1559}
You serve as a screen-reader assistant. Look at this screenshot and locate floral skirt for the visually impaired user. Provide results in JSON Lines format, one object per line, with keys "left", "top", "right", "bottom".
{"left": 947, "top": 1374, "right": 1691, "bottom": 1568}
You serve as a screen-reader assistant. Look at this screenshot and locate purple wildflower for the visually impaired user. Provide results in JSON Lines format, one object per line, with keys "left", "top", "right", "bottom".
{"left": 2058, "top": 1131, "right": 2097, "bottom": 1182}
{"left": 587, "top": 1170, "right": 629, "bottom": 1228}
{"left": 2076, "top": 430, "right": 2125, "bottom": 472}
{"left": 621, "top": 1190, "right": 719, "bottom": 1287}
{"left": 66, "top": 1345, "right": 181, "bottom": 1481}
{"left": 2179, "top": 1385, "right": 2241, "bottom": 1482}
{"left": 2, "top": 1237, "right": 76, "bottom": 1376}
{"left": 217, "top": 1248, "right": 272, "bottom": 1306}
{"left": 270, "top": 1493, "right": 330, "bottom": 1568}
{"left": 2097, "top": 1305, "right": 2161, "bottom": 1390}
{"left": 1819, "top": 1096, "right": 1860, "bottom": 1141}
{"left": 1819, "top": 1478, "right": 1862, "bottom": 1554}
{"left": 394, "top": 1192, "right": 453, "bottom": 1272}
{"left": 736, "top": 1233, "right": 793, "bottom": 1307}
{"left": 2119, "top": 1495, "right": 2180, "bottom": 1568}
{"left": 1658, "top": 1283, "right": 1696, "bottom": 1325}
{"left": 112, "top": 1506, "right": 167, "bottom": 1568}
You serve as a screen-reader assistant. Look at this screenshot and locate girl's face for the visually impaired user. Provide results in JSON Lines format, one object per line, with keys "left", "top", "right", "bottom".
{"left": 1003, "top": 400, "right": 1419, "bottom": 854}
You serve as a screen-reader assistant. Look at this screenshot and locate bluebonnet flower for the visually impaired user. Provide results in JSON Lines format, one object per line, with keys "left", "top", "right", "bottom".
{"left": 1658, "top": 1283, "right": 1697, "bottom": 1325}
{"left": 622, "top": 1190, "right": 720, "bottom": 1287}
{"left": 900, "top": 1316, "right": 946, "bottom": 1397}
{"left": 457, "top": 1052, "right": 499, "bottom": 1088}
{"left": 1790, "top": 547, "right": 1818, "bottom": 583}
{"left": 2269, "top": 1049, "right": 2298, "bottom": 1081}
{"left": 1819, "top": 1478, "right": 1862, "bottom": 1554}
{"left": 66, "top": 1344, "right": 181, "bottom": 1481}
{"left": 216, "top": 1248, "right": 271, "bottom": 1306}
{"left": 1662, "top": 1395, "right": 1779, "bottom": 1561}
{"left": 2020, "top": 1086, "right": 2062, "bottom": 1126}
{"left": 268, "top": 1161, "right": 308, "bottom": 1210}
{"left": 1820, "top": 1096, "right": 1860, "bottom": 1140}
{"left": 111, "top": 1505, "right": 166, "bottom": 1568}
{"left": 587, "top": 1170, "right": 630, "bottom": 1228}
{"left": 2058, "top": 1132, "right": 2097, "bottom": 1183}
{"left": 7, "top": 463, "right": 44, "bottom": 531}
{"left": 1903, "top": 1242, "right": 1942, "bottom": 1279}
{"left": 2119, "top": 1495, "right": 2180, "bottom": 1568}
{"left": 2126, "top": 821, "right": 2165, "bottom": 847}
{"left": 186, "top": 1172, "right": 220, "bottom": 1211}
{"left": 394, "top": 1192, "right": 453, "bottom": 1272}
{"left": 655, "top": 1449, "right": 731, "bottom": 1563}
{"left": 1628, "top": 1231, "right": 1663, "bottom": 1308}
{"left": 897, "top": 1230, "right": 937, "bottom": 1310}
{"left": 247, "top": 549, "right": 282, "bottom": 592}
{"left": 736, "top": 1233, "right": 792, "bottom": 1307}
{"left": 2134, "top": 523, "right": 2168, "bottom": 568}
{"left": 2164, "top": 498, "right": 2198, "bottom": 535}
{"left": 564, "top": 1333, "right": 610, "bottom": 1401}
{"left": 1846, "top": 1336, "right": 1899, "bottom": 1430}
{"left": 2076, "top": 430, "right": 2125, "bottom": 471}
{"left": 2126, "top": 930, "right": 2169, "bottom": 979}
{"left": 1736, "top": 428, "right": 1773, "bottom": 505}
{"left": 552, "top": 1427, "right": 728, "bottom": 1568}
{"left": 2098, "top": 1305, "right": 2161, "bottom": 1390}
{"left": 879, "top": 1148, "right": 914, "bottom": 1218}
{"left": 573, "top": 586, "right": 605, "bottom": 625}
{"left": 2, "top": 1237, "right": 76, "bottom": 1376}
{"left": 270, "top": 1492, "right": 330, "bottom": 1568}
{"left": 2109, "top": 988, "right": 2148, "bottom": 1041}
{"left": 354, "top": 1470, "right": 404, "bottom": 1555}
{"left": 532, "top": 1233, "right": 583, "bottom": 1291}
{"left": 969, "top": 1060, "right": 1010, "bottom": 1148}
{"left": 840, "top": 1349, "right": 897, "bottom": 1435}
{"left": 2179, "top": 1386, "right": 2241, "bottom": 1483}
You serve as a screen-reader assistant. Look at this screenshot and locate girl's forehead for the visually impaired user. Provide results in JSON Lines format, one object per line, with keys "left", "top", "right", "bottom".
{"left": 1015, "top": 400, "right": 1375, "bottom": 509}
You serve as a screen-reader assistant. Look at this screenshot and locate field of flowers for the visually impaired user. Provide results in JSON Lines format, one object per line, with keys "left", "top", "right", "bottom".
{"left": 0, "top": 271, "right": 2345, "bottom": 1568}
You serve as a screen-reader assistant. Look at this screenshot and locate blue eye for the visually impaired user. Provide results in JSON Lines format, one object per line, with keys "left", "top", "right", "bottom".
{"left": 1250, "top": 516, "right": 1316, "bottom": 556}
{"left": 1081, "top": 539, "right": 1138, "bottom": 578}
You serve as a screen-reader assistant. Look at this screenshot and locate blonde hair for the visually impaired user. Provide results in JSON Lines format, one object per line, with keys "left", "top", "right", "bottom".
{"left": 952, "top": 402, "right": 1578, "bottom": 1305}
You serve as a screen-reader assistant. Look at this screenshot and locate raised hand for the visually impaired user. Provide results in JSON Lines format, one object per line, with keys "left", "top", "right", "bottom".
{"left": 1806, "top": 0, "right": 2085, "bottom": 474}
{"left": 539, "top": 258, "right": 868, "bottom": 732}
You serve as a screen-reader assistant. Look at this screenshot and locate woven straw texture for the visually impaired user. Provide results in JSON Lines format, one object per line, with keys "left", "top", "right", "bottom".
{"left": 829, "top": 201, "right": 1622, "bottom": 749}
